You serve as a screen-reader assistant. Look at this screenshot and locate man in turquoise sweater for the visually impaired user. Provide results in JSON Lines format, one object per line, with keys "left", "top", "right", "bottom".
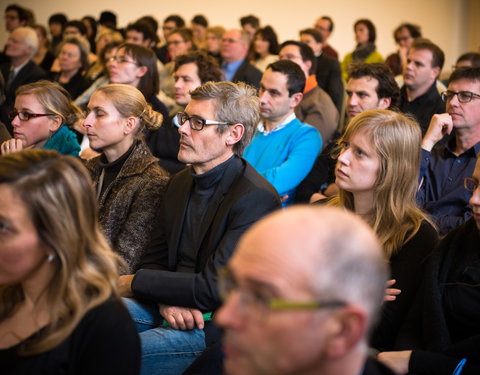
{"left": 244, "top": 60, "right": 322, "bottom": 206}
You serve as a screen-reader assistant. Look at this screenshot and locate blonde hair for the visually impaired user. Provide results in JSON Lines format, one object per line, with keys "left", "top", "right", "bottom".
{"left": 0, "top": 149, "right": 123, "bottom": 355}
{"left": 95, "top": 84, "right": 163, "bottom": 134}
{"left": 16, "top": 80, "right": 83, "bottom": 126}
{"left": 329, "top": 110, "right": 434, "bottom": 258}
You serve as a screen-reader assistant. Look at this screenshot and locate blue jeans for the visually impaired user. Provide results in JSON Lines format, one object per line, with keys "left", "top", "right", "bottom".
{"left": 123, "top": 298, "right": 206, "bottom": 375}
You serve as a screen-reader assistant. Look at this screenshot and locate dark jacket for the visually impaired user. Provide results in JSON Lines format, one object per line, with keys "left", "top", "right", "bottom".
{"left": 86, "top": 140, "right": 169, "bottom": 273}
{"left": 232, "top": 59, "right": 262, "bottom": 89}
{"left": 132, "top": 156, "right": 280, "bottom": 311}
{"left": 315, "top": 53, "right": 344, "bottom": 113}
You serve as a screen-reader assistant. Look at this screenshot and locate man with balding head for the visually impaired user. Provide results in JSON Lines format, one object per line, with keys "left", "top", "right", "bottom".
{"left": 216, "top": 206, "right": 393, "bottom": 375}
{"left": 221, "top": 29, "right": 261, "bottom": 89}
{"left": 1, "top": 26, "right": 46, "bottom": 133}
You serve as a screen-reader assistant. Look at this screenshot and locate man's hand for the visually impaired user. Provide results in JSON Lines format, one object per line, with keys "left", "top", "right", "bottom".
{"left": 1, "top": 138, "right": 24, "bottom": 155}
{"left": 119, "top": 274, "right": 135, "bottom": 298}
{"left": 159, "top": 305, "right": 205, "bottom": 330}
{"left": 384, "top": 279, "right": 401, "bottom": 302}
{"left": 421, "top": 113, "right": 453, "bottom": 152}
{"left": 377, "top": 350, "right": 412, "bottom": 375}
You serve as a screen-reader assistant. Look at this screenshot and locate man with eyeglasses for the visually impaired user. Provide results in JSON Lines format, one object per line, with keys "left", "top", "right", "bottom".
{"left": 417, "top": 66, "right": 480, "bottom": 235}
{"left": 220, "top": 29, "right": 262, "bottom": 89}
{"left": 399, "top": 38, "right": 445, "bottom": 134}
{"left": 119, "top": 81, "right": 281, "bottom": 375}
{"left": 213, "top": 205, "right": 392, "bottom": 375}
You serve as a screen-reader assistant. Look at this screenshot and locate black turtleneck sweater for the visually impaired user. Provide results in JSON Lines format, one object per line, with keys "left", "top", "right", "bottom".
{"left": 176, "top": 155, "right": 235, "bottom": 273}
{"left": 97, "top": 143, "right": 136, "bottom": 197}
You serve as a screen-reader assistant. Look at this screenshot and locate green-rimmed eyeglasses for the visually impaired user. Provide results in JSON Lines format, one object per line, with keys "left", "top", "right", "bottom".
{"left": 464, "top": 177, "right": 479, "bottom": 192}
{"left": 441, "top": 90, "right": 480, "bottom": 103}
{"left": 176, "top": 112, "right": 233, "bottom": 131}
{"left": 218, "top": 267, "right": 347, "bottom": 313}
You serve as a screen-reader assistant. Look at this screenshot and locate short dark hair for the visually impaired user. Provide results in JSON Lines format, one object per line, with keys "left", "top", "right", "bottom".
{"left": 240, "top": 15, "right": 260, "bottom": 29}
{"left": 65, "top": 20, "right": 87, "bottom": 36}
{"left": 164, "top": 15, "right": 185, "bottom": 28}
{"left": 174, "top": 51, "right": 223, "bottom": 83}
{"left": 300, "top": 28, "right": 323, "bottom": 44}
{"left": 394, "top": 23, "right": 421, "bottom": 42}
{"left": 169, "top": 27, "right": 195, "bottom": 47}
{"left": 5, "top": 4, "right": 29, "bottom": 23}
{"left": 48, "top": 13, "right": 67, "bottom": 27}
{"left": 354, "top": 19, "right": 376, "bottom": 43}
{"left": 99, "top": 11, "right": 117, "bottom": 29}
{"left": 254, "top": 26, "right": 279, "bottom": 56}
{"left": 411, "top": 38, "right": 445, "bottom": 70}
{"left": 349, "top": 63, "right": 400, "bottom": 108}
{"left": 456, "top": 52, "right": 480, "bottom": 68}
{"left": 449, "top": 66, "right": 480, "bottom": 84}
{"left": 192, "top": 14, "right": 208, "bottom": 28}
{"left": 267, "top": 60, "right": 306, "bottom": 96}
{"left": 137, "top": 16, "right": 159, "bottom": 33}
{"left": 126, "top": 21, "right": 156, "bottom": 44}
{"left": 320, "top": 16, "right": 334, "bottom": 32}
{"left": 280, "top": 40, "right": 316, "bottom": 75}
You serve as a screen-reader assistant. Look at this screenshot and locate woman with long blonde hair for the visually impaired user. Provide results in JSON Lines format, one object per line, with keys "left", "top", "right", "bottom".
{"left": 328, "top": 109, "right": 438, "bottom": 350}
{"left": 0, "top": 149, "right": 140, "bottom": 374}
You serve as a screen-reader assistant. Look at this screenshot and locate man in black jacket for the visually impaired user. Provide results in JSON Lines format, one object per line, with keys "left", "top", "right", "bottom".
{"left": 120, "top": 81, "right": 281, "bottom": 375}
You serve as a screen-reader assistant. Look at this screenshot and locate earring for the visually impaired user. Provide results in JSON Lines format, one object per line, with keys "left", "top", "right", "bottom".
{"left": 47, "top": 253, "right": 55, "bottom": 262}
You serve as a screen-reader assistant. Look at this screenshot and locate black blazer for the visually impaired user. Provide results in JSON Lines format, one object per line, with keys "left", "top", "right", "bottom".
{"left": 315, "top": 54, "right": 344, "bottom": 113}
{"left": 232, "top": 59, "right": 262, "bottom": 89}
{"left": 132, "top": 156, "right": 281, "bottom": 311}
{"left": 1, "top": 60, "right": 47, "bottom": 132}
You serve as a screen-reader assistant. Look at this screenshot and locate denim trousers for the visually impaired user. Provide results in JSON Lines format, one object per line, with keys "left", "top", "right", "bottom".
{"left": 123, "top": 298, "right": 206, "bottom": 375}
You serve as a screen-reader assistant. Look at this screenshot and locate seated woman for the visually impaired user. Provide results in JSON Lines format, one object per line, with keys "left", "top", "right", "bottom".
{"left": 48, "top": 37, "right": 92, "bottom": 100}
{"left": 1, "top": 80, "right": 81, "bottom": 156}
{"left": 84, "top": 84, "right": 169, "bottom": 274}
{"left": 251, "top": 25, "right": 279, "bottom": 72}
{"left": 341, "top": 19, "right": 383, "bottom": 81}
{"left": 377, "top": 157, "right": 480, "bottom": 374}
{"left": 32, "top": 24, "right": 55, "bottom": 72}
{"left": 326, "top": 109, "right": 438, "bottom": 350}
{"left": 0, "top": 149, "right": 140, "bottom": 374}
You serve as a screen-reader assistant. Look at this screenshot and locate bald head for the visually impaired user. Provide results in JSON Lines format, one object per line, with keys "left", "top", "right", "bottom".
{"left": 221, "top": 29, "right": 250, "bottom": 63}
{"left": 232, "top": 205, "right": 386, "bottom": 317}
{"left": 217, "top": 205, "right": 388, "bottom": 375}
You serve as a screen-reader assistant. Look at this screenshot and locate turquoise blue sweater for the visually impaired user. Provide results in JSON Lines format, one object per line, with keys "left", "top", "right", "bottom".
{"left": 244, "top": 117, "right": 322, "bottom": 206}
{"left": 43, "top": 125, "right": 80, "bottom": 156}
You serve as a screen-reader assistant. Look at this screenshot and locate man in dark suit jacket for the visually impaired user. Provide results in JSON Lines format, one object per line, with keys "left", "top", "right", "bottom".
{"left": 120, "top": 81, "right": 280, "bottom": 375}
{"left": 300, "top": 28, "right": 344, "bottom": 113}
{"left": 1, "top": 26, "right": 46, "bottom": 134}
{"left": 220, "top": 29, "right": 262, "bottom": 89}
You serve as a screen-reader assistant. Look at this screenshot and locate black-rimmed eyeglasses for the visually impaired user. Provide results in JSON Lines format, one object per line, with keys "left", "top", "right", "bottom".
{"left": 8, "top": 110, "right": 55, "bottom": 121}
{"left": 176, "top": 112, "right": 233, "bottom": 131}
{"left": 441, "top": 90, "right": 480, "bottom": 103}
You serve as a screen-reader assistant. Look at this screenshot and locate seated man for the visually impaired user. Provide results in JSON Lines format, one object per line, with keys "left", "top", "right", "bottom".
{"left": 417, "top": 66, "right": 480, "bottom": 235}
{"left": 279, "top": 40, "right": 339, "bottom": 147}
{"left": 220, "top": 29, "right": 262, "bottom": 89}
{"left": 1, "top": 26, "right": 46, "bottom": 133}
{"left": 243, "top": 60, "right": 322, "bottom": 205}
{"left": 120, "top": 81, "right": 281, "bottom": 375}
{"left": 216, "top": 205, "right": 393, "bottom": 375}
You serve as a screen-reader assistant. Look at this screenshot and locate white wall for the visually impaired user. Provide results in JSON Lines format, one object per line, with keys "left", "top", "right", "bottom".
{"left": 0, "top": 0, "right": 475, "bottom": 73}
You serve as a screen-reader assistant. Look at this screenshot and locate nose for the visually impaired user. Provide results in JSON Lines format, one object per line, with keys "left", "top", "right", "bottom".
{"left": 174, "top": 78, "right": 183, "bottom": 90}
{"left": 83, "top": 112, "right": 94, "bottom": 128}
{"left": 469, "top": 186, "right": 480, "bottom": 207}
{"left": 215, "top": 292, "right": 244, "bottom": 329}
{"left": 259, "top": 90, "right": 269, "bottom": 104}
{"left": 348, "top": 94, "right": 358, "bottom": 107}
{"left": 447, "top": 93, "right": 460, "bottom": 108}
{"left": 11, "top": 114, "right": 20, "bottom": 127}
{"left": 337, "top": 147, "right": 351, "bottom": 166}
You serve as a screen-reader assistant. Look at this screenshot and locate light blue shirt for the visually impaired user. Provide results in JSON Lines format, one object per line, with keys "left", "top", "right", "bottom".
{"left": 221, "top": 59, "right": 244, "bottom": 82}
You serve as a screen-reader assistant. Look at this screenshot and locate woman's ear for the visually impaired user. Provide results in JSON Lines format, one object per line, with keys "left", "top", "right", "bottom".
{"left": 48, "top": 115, "right": 63, "bottom": 132}
{"left": 124, "top": 116, "right": 137, "bottom": 135}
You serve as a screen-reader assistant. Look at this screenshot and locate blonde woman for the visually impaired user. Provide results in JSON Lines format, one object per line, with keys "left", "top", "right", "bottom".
{"left": 1, "top": 80, "right": 81, "bottom": 156}
{"left": 327, "top": 109, "right": 438, "bottom": 350}
{"left": 84, "top": 84, "right": 169, "bottom": 274}
{"left": 0, "top": 149, "right": 140, "bottom": 374}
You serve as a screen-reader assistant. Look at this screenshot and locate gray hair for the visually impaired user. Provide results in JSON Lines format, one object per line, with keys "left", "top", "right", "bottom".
{"left": 190, "top": 81, "right": 259, "bottom": 156}
{"left": 14, "top": 26, "right": 39, "bottom": 58}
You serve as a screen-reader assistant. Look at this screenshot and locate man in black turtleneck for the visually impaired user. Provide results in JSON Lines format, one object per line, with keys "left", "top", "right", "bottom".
{"left": 119, "top": 81, "right": 281, "bottom": 374}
